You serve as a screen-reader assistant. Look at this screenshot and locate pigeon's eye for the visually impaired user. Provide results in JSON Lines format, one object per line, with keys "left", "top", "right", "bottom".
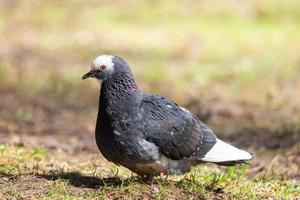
{"left": 100, "top": 65, "right": 106, "bottom": 70}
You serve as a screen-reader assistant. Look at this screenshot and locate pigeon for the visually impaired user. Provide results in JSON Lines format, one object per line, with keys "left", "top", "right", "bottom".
{"left": 82, "top": 55, "right": 253, "bottom": 178}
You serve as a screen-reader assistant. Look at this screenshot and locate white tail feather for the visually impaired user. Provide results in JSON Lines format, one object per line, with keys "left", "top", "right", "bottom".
{"left": 201, "top": 139, "right": 252, "bottom": 163}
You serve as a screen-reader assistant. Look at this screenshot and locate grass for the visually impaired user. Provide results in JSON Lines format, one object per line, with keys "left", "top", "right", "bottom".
{"left": 0, "top": 144, "right": 299, "bottom": 199}
{"left": 1, "top": 0, "right": 300, "bottom": 199}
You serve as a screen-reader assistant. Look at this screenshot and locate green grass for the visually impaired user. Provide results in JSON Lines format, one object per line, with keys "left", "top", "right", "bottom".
{"left": 0, "top": 144, "right": 299, "bottom": 199}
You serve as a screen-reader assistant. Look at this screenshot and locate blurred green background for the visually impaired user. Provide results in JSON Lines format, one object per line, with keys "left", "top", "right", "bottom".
{"left": 1, "top": 0, "right": 300, "bottom": 138}
{"left": 1, "top": 0, "right": 300, "bottom": 99}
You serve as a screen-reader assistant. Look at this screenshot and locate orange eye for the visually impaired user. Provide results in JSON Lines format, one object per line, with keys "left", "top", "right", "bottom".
{"left": 100, "top": 65, "right": 106, "bottom": 70}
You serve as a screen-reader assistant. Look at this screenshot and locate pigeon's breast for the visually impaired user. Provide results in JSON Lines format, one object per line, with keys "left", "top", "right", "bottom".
{"left": 95, "top": 94, "right": 159, "bottom": 165}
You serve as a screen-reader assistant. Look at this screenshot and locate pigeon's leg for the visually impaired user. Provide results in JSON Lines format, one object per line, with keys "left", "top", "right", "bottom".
{"left": 141, "top": 174, "right": 154, "bottom": 182}
{"left": 159, "top": 172, "right": 165, "bottom": 178}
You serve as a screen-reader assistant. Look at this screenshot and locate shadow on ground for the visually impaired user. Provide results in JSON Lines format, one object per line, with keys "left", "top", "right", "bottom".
{"left": 0, "top": 171, "right": 219, "bottom": 192}
{"left": 38, "top": 172, "right": 137, "bottom": 188}
{"left": 0, "top": 171, "right": 133, "bottom": 188}
{"left": 36, "top": 172, "right": 202, "bottom": 189}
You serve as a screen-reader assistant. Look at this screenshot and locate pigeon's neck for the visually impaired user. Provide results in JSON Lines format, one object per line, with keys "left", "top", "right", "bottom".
{"left": 100, "top": 71, "right": 139, "bottom": 104}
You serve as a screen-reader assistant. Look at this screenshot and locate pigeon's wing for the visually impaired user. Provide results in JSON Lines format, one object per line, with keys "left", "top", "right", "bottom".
{"left": 139, "top": 93, "right": 217, "bottom": 160}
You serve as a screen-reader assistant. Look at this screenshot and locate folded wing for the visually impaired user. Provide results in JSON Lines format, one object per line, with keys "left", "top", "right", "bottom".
{"left": 139, "top": 93, "right": 217, "bottom": 160}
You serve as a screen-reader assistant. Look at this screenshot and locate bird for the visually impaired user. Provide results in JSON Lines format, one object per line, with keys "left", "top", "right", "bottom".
{"left": 82, "top": 55, "right": 253, "bottom": 178}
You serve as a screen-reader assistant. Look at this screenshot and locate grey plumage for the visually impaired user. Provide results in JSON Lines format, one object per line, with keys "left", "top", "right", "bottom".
{"left": 82, "top": 55, "right": 253, "bottom": 177}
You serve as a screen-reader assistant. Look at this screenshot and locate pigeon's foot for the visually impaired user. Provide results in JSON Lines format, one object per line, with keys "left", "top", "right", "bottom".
{"left": 158, "top": 172, "right": 169, "bottom": 180}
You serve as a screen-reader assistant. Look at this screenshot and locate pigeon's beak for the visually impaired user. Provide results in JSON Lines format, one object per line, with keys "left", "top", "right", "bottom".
{"left": 82, "top": 70, "right": 96, "bottom": 80}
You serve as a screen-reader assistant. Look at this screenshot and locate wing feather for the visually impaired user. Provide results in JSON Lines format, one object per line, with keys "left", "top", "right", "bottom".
{"left": 139, "top": 93, "right": 217, "bottom": 160}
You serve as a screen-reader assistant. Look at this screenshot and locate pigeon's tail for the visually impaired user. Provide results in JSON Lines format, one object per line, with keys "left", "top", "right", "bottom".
{"left": 200, "top": 139, "right": 253, "bottom": 165}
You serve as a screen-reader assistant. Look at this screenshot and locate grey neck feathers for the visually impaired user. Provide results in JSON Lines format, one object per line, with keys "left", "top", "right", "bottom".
{"left": 100, "top": 70, "right": 139, "bottom": 105}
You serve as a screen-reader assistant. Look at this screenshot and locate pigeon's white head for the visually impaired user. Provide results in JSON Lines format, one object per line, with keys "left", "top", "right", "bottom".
{"left": 82, "top": 55, "right": 115, "bottom": 80}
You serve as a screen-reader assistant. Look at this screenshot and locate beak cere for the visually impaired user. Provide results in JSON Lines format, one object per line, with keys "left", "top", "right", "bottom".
{"left": 82, "top": 70, "right": 96, "bottom": 80}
